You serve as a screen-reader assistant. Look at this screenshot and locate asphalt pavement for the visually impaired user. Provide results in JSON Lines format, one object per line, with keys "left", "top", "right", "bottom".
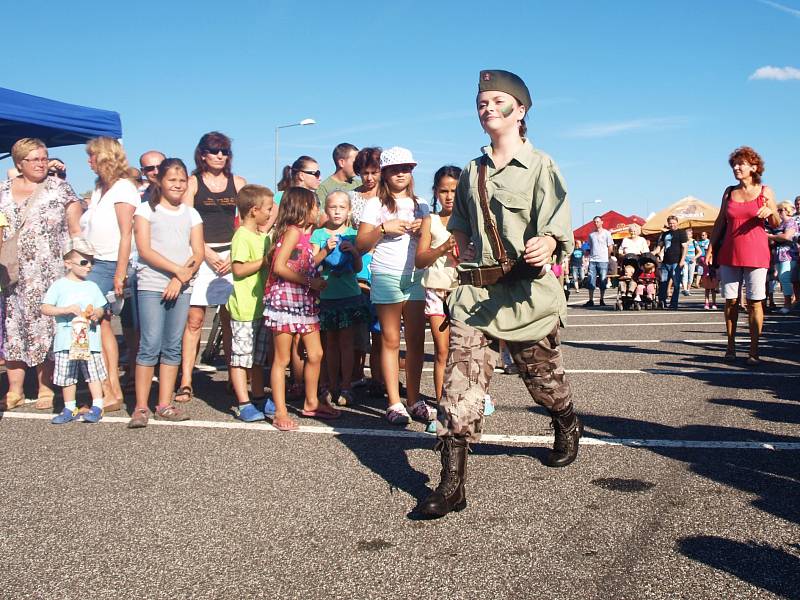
{"left": 2, "top": 288, "right": 799, "bottom": 599}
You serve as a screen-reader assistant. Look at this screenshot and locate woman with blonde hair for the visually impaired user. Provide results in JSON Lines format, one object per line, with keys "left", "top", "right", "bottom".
{"left": 84, "top": 136, "right": 141, "bottom": 410}
{"left": 0, "top": 138, "right": 82, "bottom": 411}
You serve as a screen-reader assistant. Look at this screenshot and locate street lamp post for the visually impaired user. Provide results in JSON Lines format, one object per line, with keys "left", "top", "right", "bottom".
{"left": 274, "top": 118, "right": 316, "bottom": 188}
{"left": 581, "top": 198, "right": 602, "bottom": 226}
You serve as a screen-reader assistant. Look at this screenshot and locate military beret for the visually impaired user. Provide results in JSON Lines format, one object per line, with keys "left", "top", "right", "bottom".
{"left": 478, "top": 69, "right": 532, "bottom": 109}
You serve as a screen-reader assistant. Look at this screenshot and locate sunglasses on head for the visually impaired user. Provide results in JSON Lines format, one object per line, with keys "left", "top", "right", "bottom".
{"left": 204, "top": 147, "right": 231, "bottom": 156}
{"left": 141, "top": 165, "right": 159, "bottom": 173}
{"left": 297, "top": 169, "right": 321, "bottom": 178}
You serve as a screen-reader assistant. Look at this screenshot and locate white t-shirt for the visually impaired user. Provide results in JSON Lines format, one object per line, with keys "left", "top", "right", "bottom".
{"left": 421, "top": 214, "right": 458, "bottom": 290}
{"left": 619, "top": 236, "right": 650, "bottom": 256}
{"left": 360, "top": 196, "right": 430, "bottom": 275}
{"left": 84, "top": 178, "right": 140, "bottom": 261}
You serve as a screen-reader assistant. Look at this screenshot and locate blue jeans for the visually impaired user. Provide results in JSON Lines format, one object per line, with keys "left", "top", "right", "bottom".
{"left": 586, "top": 261, "right": 608, "bottom": 292}
{"left": 659, "top": 263, "right": 682, "bottom": 308}
{"left": 570, "top": 265, "right": 583, "bottom": 287}
{"left": 136, "top": 291, "right": 190, "bottom": 366}
{"left": 86, "top": 259, "right": 117, "bottom": 296}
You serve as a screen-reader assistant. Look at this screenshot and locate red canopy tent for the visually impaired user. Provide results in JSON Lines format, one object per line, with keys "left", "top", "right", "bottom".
{"left": 573, "top": 210, "right": 646, "bottom": 242}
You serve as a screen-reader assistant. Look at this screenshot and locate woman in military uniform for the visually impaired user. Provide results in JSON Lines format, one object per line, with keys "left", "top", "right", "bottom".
{"left": 419, "top": 70, "right": 581, "bottom": 519}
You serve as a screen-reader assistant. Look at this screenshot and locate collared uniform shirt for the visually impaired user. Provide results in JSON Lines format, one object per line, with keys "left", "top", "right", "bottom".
{"left": 446, "top": 139, "right": 573, "bottom": 342}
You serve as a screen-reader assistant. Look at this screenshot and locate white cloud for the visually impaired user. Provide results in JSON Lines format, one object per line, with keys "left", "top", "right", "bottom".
{"left": 563, "top": 117, "right": 689, "bottom": 139}
{"left": 749, "top": 65, "right": 800, "bottom": 80}
{"left": 757, "top": 0, "right": 800, "bottom": 17}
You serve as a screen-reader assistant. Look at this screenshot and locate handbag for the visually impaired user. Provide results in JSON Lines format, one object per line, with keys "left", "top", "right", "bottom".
{"left": 709, "top": 187, "right": 732, "bottom": 268}
{"left": 0, "top": 182, "right": 44, "bottom": 290}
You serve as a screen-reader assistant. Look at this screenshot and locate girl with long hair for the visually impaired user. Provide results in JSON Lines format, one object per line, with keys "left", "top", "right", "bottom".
{"left": 264, "top": 187, "right": 340, "bottom": 431}
{"left": 128, "top": 159, "right": 205, "bottom": 427}
{"left": 356, "top": 147, "right": 431, "bottom": 425}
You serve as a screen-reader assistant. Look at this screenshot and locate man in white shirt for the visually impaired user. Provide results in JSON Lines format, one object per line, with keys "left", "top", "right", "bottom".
{"left": 584, "top": 216, "right": 614, "bottom": 306}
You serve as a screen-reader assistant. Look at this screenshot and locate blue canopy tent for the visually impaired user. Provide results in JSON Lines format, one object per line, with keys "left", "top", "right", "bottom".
{"left": 0, "top": 87, "right": 122, "bottom": 158}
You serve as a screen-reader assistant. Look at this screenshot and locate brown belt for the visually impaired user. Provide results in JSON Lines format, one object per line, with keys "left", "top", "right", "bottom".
{"left": 458, "top": 260, "right": 542, "bottom": 287}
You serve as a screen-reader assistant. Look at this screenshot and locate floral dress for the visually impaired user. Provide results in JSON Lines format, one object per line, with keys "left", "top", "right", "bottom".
{"left": 0, "top": 177, "right": 80, "bottom": 366}
{"left": 263, "top": 227, "right": 320, "bottom": 334}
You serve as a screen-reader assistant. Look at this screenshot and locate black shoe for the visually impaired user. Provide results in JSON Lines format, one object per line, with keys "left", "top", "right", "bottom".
{"left": 583, "top": 300, "right": 595, "bottom": 307}
{"left": 546, "top": 405, "right": 583, "bottom": 468}
{"left": 418, "top": 436, "right": 468, "bottom": 518}
{"left": 599, "top": 299, "right": 606, "bottom": 306}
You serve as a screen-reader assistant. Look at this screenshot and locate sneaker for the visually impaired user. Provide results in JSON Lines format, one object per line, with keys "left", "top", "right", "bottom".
{"left": 504, "top": 363, "right": 519, "bottom": 375}
{"left": 779, "top": 307, "right": 791, "bottom": 315}
{"left": 599, "top": 299, "right": 606, "bottom": 306}
{"left": 82, "top": 406, "right": 103, "bottom": 423}
{"left": 238, "top": 403, "right": 265, "bottom": 422}
{"left": 425, "top": 421, "right": 437, "bottom": 434}
{"left": 704, "top": 303, "right": 710, "bottom": 310}
{"left": 408, "top": 400, "right": 435, "bottom": 422}
{"left": 154, "top": 404, "right": 189, "bottom": 422}
{"left": 711, "top": 304, "right": 718, "bottom": 310}
{"left": 682, "top": 290, "right": 690, "bottom": 296}
{"left": 583, "top": 300, "right": 595, "bottom": 307}
{"left": 260, "top": 397, "right": 277, "bottom": 418}
{"left": 127, "top": 408, "right": 149, "bottom": 429}
{"left": 385, "top": 403, "right": 410, "bottom": 425}
{"left": 336, "top": 389, "right": 354, "bottom": 407}
{"left": 484, "top": 394, "right": 495, "bottom": 417}
{"left": 51, "top": 407, "right": 78, "bottom": 424}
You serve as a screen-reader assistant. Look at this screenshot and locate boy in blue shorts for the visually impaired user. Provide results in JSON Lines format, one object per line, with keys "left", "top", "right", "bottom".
{"left": 42, "top": 238, "right": 108, "bottom": 424}
{"left": 227, "top": 185, "right": 275, "bottom": 422}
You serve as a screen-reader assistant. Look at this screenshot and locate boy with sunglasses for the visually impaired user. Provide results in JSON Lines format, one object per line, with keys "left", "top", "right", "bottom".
{"left": 41, "top": 238, "right": 109, "bottom": 424}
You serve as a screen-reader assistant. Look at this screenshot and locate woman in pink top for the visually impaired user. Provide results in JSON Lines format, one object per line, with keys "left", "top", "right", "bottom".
{"left": 710, "top": 146, "right": 779, "bottom": 365}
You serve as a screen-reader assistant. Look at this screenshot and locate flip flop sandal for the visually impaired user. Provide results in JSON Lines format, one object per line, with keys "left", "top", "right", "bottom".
{"left": 272, "top": 417, "right": 299, "bottom": 431}
{"left": 1, "top": 391, "right": 25, "bottom": 411}
{"left": 174, "top": 386, "right": 193, "bottom": 403}
{"left": 34, "top": 391, "right": 55, "bottom": 411}
{"left": 301, "top": 407, "right": 341, "bottom": 420}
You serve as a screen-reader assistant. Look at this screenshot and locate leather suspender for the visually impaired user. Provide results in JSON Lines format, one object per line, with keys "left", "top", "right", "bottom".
{"left": 477, "top": 156, "right": 513, "bottom": 273}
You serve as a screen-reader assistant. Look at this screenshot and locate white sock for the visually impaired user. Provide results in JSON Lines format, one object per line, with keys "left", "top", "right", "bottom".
{"left": 92, "top": 397, "right": 104, "bottom": 409}
{"left": 389, "top": 402, "right": 407, "bottom": 412}
{"left": 65, "top": 400, "right": 77, "bottom": 412}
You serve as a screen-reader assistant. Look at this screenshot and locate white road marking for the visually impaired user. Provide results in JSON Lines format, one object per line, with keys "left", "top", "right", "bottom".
{"left": 565, "top": 337, "right": 799, "bottom": 345}
{"left": 3, "top": 412, "right": 798, "bottom": 450}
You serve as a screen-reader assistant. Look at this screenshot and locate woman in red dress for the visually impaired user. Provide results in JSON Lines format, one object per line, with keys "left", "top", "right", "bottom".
{"left": 710, "top": 146, "right": 779, "bottom": 365}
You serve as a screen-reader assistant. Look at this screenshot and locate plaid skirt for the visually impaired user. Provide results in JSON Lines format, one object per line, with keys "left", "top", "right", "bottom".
{"left": 264, "top": 280, "right": 320, "bottom": 334}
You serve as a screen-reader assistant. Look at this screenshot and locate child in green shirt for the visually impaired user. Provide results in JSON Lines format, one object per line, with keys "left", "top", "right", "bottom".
{"left": 227, "top": 185, "right": 274, "bottom": 422}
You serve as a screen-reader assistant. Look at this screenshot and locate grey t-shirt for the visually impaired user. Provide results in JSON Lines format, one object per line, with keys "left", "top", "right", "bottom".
{"left": 588, "top": 229, "right": 613, "bottom": 262}
{"left": 134, "top": 203, "right": 202, "bottom": 293}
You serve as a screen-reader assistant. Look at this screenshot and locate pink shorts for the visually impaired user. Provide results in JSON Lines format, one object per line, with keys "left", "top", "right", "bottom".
{"left": 425, "top": 288, "right": 449, "bottom": 318}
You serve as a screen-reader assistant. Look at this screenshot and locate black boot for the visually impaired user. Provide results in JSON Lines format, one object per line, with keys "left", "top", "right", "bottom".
{"left": 547, "top": 405, "right": 583, "bottom": 468}
{"left": 418, "top": 436, "right": 468, "bottom": 518}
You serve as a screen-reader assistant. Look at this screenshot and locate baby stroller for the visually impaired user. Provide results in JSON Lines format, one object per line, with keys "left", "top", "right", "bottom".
{"left": 615, "top": 254, "right": 640, "bottom": 311}
{"left": 635, "top": 253, "right": 659, "bottom": 310}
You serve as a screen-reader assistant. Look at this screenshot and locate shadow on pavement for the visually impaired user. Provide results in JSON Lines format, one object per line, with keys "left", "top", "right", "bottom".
{"left": 677, "top": 536, "right": 800, "bottom": 599}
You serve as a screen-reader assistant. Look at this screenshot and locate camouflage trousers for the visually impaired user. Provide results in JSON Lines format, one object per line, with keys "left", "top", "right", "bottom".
{"left": 435, "top": 319, "right": 573, "bottom": 443}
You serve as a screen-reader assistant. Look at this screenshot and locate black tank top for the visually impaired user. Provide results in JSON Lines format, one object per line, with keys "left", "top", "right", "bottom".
{"left": 194, "top": 173, "right": 237, "bottom": 244}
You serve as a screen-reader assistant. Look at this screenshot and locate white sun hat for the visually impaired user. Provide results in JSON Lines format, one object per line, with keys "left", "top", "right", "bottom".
{"left": 380, "top": 146, "right": 417, "bottom": 170}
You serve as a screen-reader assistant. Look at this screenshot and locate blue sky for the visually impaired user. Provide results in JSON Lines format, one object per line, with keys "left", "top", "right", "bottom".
{"left": 1, "top": 0, "right": 798, "bottom": 229}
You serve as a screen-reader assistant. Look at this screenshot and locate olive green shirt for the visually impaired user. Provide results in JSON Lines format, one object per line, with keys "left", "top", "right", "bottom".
{"left": 316, "top": 175, "right": 361, "bottom": 206}
{"left": 446, "top": 139, "right": 574, "bottom": 342}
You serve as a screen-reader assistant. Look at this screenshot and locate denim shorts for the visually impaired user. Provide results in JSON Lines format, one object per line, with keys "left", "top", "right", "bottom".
{"left": 86, "top": 259, "right": 117, "bottom": 296}
{"left": 370, "top": 271, "right": 425, "bottom": 304}
{"left": 136, "top": 290, "right": 191, "bottom": 366}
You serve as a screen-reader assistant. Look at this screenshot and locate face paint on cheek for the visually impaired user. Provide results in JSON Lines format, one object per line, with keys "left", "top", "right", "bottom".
{"left": 499, "top": 103, "right": 515, "bottom": 118}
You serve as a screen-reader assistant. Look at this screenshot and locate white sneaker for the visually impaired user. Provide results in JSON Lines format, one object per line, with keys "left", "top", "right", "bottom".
{"left": 385, "top": 403, "right": 410, "bottom": 425}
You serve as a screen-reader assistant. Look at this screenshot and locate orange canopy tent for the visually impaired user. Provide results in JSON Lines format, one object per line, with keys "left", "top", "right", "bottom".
{"left": 573, "top": 210, "right": 646, "bottom": 242}
{"left": 641, "top": 196, "right": 719, "bottom": 235}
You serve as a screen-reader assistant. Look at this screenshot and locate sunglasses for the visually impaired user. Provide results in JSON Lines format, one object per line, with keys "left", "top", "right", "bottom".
{"left": 204, "top": 147, "right": 231, "bottom": 156}
{"left": 141, "top": 165, "right": 159, "bottom": 173}
{"left": 297, "top": 169, "right": 321, "bottom": 178}
{"left": 73, "top": 258, "right": 94, "bottom": 266}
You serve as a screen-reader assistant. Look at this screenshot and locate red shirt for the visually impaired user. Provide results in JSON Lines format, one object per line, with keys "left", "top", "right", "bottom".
{"left": 718, "top": 187, "right": 770, "bottom": 269}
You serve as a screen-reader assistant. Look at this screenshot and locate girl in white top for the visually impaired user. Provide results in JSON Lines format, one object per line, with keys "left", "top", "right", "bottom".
{"left": 415, "top": 166, "right": 460, "bottom": 405}
{"left": 356, "top": 147, "right": 432, "bottom": 426}
{"left": 129, "top": 159, "right": 204, "bottom": 428}
{"left": 84, "top": 137, "right": 140, "bottom": 410}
